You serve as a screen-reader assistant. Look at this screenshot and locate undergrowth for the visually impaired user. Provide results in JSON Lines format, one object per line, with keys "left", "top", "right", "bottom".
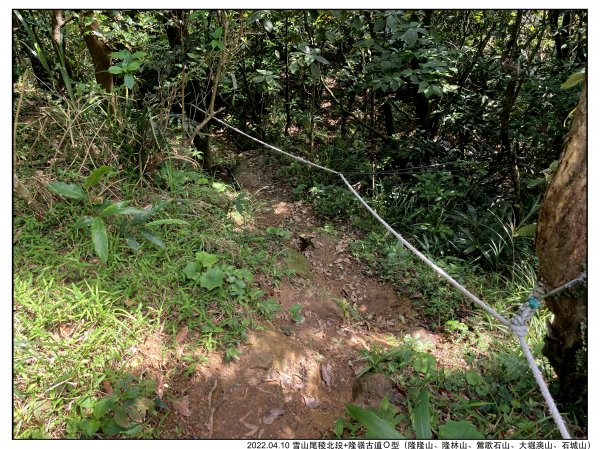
{"left": 13, "top": 161, "right": 291, "bottom": 438}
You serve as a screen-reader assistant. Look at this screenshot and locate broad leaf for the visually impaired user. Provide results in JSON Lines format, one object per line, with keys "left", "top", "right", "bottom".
{"left": 91, "top": 217, "right": 109, "bottom": 263}
{"left": 80, "top": 419, "right": 101, "bottom": 437}
{"left": 346, "top": 404, "right": 405, "bottom": 439}
{"left": 439, "top": 420, "right": 484, "bottom": 439}
{"left": 101, "top": 418, "right": 123, "bottom": 436}
{"left": 113, "top": 407, "right": 130, "bottom": 428}
{"left": 182, "top": 261, "right": 202, "bottom": 281}
{"left": 199, "top": 266, "right": 225, "bottom": 290}
{"left": 84, "top": 166, "right": 111, "bottom": 189}
{"left": 48, "top": 181, "right": 87, "bottom": 200}
{"left": 93, "top": 397, "right": 115, "bottom": 419}
{"left": 108, "top": 65, "right": 124, "bottom": 74}
{"left": 126, "top": 61, "right": 142, "bottom": 72}
{"left": 124, "top": 74, "right": 135, "bottom": 90}
{"left": 413, "top": 389, "right": 432, "bottom": 439}
{"left": 195, "top": 251, "right": 218, "bottom": 268}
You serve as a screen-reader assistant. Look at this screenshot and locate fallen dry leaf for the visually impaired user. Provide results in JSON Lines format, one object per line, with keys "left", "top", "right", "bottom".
{"left": 172, "top": 395, "right": 191, "bottom": 417}
{"left": 101, "top": 380, "right": 113, "bottom": 395}
{"left": 321, "top": 363, "right": 334, "bottom": 387}
{"left": 302, "top": 395, "right": 320, "bottom": 409}
{"left": 262, "top": 408, "right": 284, "bottom": 424}
{"left": 155, "top": 372, "right": 165, "bottom": 399}
{"left": 176, "top": 326, "right": 189, "bottom": 345}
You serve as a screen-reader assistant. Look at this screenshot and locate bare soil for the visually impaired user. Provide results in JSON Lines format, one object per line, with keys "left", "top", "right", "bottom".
{"left": 149, "top": 151, "right": 428, "bottom": 439}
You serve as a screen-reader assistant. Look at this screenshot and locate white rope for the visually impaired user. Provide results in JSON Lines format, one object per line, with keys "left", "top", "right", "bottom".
{"left": 543, "top": 272, "right": 587, "bottom": 300}
{"left": 517, "top": 335, "right": 571, "bottom": 439}
{"left": 338, "top": 173, "right": 512, "bottom": 327}
{"left": 191, "top": 107, "right": 572, "bottom": 437}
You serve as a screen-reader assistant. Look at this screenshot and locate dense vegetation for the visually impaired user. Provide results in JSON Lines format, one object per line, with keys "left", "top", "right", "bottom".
{"left": 13, "top": 10, "right": 586, "bottom": 439}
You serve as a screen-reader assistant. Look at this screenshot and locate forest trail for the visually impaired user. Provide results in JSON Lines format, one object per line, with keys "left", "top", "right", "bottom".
{"left": 159, "top": 150, "right": 431, "bottom": 439}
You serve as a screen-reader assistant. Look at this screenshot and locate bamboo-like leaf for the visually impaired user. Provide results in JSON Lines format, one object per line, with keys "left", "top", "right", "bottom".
{"left": 84, "top": 166, "right": 112, "bottom": 189}
{"left": 48, "top": 181, "right": 87, "bottom": 200}
{"left": 139, "top": 228, "right": 165, "bottom": 249}
{"left": 438, "top": 420, "right": 484, "bottom": 439}
{"left": 91, "top": 217, "right": 109, "bottom": 263}
{"left": 145, "top": 218, "right": 189, "bottom": 227}
{"left": 413, "top": 389, "right": 432, "bottom": 439}
{"left": 561, "top": 71, "right": 585, "bottom": 89}
{"left": 346, "top": 404, "right": 405, "bottom": 439}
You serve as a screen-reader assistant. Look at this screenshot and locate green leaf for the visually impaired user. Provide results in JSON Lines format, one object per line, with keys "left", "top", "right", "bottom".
{"left": 465, "top": 370, "right": 481, "bottom": 386}
{"left": 561, "top": 71, "right": 585, "bottom": 89}
{"left": 139, "top": 228, "right": 165, "bottom": 249}
{"left": 121, "top": 423, "right": 143, "bottom": 436}
{"left": 199, "top": 266, "right": 225, "bottom": 290}
{"left": 346, "top": 404, "right": 405, "bottom": 439}
{"left": 125, "top": 235, "right": 141, "bottom": 251}
{"left": 402, "top": 29, "right": 419, "bottom": 47}
{"left": 263, "top": 18, "right": 273, "bottom": 32}
{"left": 313, "top": 55, "right": 329, "bottom": 65}
{"left": 80, "top": 419, "right": 101, "bottom": 437}
{"left": 182, "top": 261, "right": 202, "bottom": 281}
{"left": 126, "top": 61, "right": 142, "bottom": 72}
{"left": 113, "top": 407, "right": 130, "bottom": 428}
{"left": 413, "top": 389, "right": 432, "bottom": 439}
{"left": 75, "top": 216, "right": 93, "bottom": 229}
{"left": 91, "top": 217, "right": 109, "bottom": 263}
{"left": 334, "top": 419, "right": 345, "bottom": 438}
{"left": 310, "top": 62, "right": 321, "bottom": 79}
{"left": 196, "top": 251, "right": 218, "bottom": 268}
{"left": 124, "top": 74, "right": 135, "bottom": 90}
{"left": 438, "top": 420, "right": 484, "bottom": 439}
{"left": 93, "top": 397, "right": 115, "bottom": 419}
{"left": 248, "top": 10, "right": 266, "bottom": 23}
{"left": 514, "top": 222, "right": 537, "bottom": 238}
{"left": 289, "top": 303, "right": 304, "bottom": 323}
{"left": 111, "top": 50, "right": 130, "bottom": 59}
{"left": 84, "top": 166, "right": 112, "bottom": 189}
{"left": 412, "top": 353, "right": 436, "bottom": 375}
{"left": 132, "top": 51, "right": 147, "bottom": 59}
{"left": 145, "top": 218, "right": 189, "bottom": 227}
{"left": 211, "top": 182, "right": 227, "bottom": 193}
{"left": 108, "top": 65, "right": 124, "bottom": 74}
{"left": 48, "top": 181, "right": 87, "bottom": 200}
{"left": 101, "top": 418, "right": 123, "bottom": 436}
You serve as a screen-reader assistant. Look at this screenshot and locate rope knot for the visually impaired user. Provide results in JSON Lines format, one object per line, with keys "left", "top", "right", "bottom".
{"left": 510, "top": 281, "right": 545, "bottom": 338}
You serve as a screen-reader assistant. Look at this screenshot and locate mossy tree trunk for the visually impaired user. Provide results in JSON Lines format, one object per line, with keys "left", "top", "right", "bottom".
{"left": 536, "top": 80, "right": 587, "bottom": 403}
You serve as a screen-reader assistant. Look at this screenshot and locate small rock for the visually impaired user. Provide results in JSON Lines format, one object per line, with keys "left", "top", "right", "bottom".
{"left": 407, "top": 326, "right": 437, "bottom": 344}
{"left": 248, "top": 350, "right": 274, "bottom": 370}
{"left": 351, "top": 373, "right": 395, "bottom": 408}
{"left": 262, "top": 408, "right": 284, "bottom": 424}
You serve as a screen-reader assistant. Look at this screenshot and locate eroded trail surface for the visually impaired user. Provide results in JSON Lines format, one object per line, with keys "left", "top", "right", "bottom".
{"left": 165, "top": 151, "right": 420, "bottom": 439}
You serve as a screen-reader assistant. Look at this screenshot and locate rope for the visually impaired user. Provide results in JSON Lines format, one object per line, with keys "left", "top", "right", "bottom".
{"left": 542, "top": 272, "right": 587, "bottom": 300}
{"left": 190, "top": 106, "right": 573, "bottom": 438}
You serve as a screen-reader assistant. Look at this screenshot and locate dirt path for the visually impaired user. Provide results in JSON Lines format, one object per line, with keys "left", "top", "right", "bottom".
{"left": 161, "top": 151, "right": 421, "bottom": 439}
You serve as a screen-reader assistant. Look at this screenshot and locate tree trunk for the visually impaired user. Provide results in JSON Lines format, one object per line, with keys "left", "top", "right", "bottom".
{"left": 536, "top": 81, "right": 587, "bottom": 403}
{"left": 82, "top": 12, "right": 113, "bottom": 92}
